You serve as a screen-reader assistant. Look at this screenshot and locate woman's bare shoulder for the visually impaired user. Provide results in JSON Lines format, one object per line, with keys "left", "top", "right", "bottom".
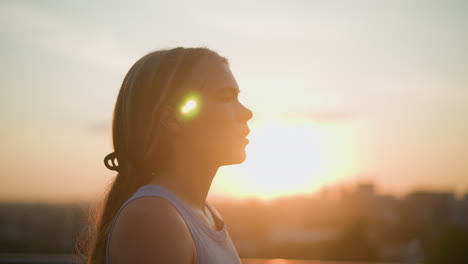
{"left": 109, "top": 196, "right": 195, "bottom": 264}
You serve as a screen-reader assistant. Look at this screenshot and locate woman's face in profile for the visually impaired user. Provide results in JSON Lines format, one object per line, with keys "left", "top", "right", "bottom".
{"left": 178, "top": 62, "right": 253, "bottom": 166}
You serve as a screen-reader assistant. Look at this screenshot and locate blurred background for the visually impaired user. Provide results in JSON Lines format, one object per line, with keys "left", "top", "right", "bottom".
{"left": 1, "top": 0, "right": 467, "bottom": 263}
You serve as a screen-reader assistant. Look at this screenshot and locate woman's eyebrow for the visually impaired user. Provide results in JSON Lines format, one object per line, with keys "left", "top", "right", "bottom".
{"left": 220, "top": 87, "right": 240, "bottom": 94}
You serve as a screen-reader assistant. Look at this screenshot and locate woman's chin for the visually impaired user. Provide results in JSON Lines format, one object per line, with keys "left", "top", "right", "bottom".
{"left": 220, "top": 149, "right": 247, "bottom": 166}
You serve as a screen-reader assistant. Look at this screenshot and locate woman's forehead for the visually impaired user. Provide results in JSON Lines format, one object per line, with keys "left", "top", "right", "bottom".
{"left": 203, "top": 63, "right": 239, "bottom": 93}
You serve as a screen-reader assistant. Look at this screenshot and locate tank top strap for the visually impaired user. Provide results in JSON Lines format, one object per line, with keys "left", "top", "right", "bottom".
{"left": 105, "top": 184, "right": 229, "bottom": 264}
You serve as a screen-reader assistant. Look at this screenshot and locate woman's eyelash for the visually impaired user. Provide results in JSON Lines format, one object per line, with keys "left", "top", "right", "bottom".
{"left": 222, "top": 94, "right": 237, "bottom": 101}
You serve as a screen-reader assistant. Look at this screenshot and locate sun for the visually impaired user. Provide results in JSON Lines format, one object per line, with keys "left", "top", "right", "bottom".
{"left": 239, "top": 121, "right": 332, "bottom": 199}
{"left": 212, "top": 118, "right": 361, "bottom": 200}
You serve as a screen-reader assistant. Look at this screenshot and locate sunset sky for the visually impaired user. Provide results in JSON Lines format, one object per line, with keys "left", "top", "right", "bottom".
{"left": 1, "top": 0, "right": 467, "bottom": 202}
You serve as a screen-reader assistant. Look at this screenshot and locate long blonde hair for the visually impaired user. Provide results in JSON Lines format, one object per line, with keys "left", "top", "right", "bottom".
{"left": 87, "top": 47, "right": 227, "bottom": 264}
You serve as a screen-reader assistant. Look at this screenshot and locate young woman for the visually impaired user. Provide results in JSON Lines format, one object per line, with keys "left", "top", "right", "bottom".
{"left": 88, "top": 47, "right": 253, "bottom": 264}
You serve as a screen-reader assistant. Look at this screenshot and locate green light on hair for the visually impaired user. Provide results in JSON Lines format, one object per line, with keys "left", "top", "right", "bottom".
{"left": 181, "top": 100, "right": 197, "bottom": 114}
{"left": 178, "top": 91, "right": 201, "bottom": 120}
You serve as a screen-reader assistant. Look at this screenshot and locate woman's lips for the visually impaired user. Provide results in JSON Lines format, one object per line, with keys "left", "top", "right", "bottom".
{"left": 242, "top": 129, "right": 250, "bottom": 144}
{"left": 241, "top": 134, "right": 250, "bottom": 144}
{"left": 238, "top": 128, "right": 250, "bottom": 144}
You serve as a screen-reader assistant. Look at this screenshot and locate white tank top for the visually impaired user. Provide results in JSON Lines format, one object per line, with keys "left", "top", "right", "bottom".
{"left": 105, "top": 184, "right": 241, "bottom": 264}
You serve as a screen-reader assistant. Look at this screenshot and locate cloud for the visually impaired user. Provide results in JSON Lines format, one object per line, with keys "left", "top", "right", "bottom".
{"left": 0, "top": 1, "right": 134, "bottom": 73}
{"left": 88, "top": 121, "right": 111, "bottom": 134}
{"left": 306, "top": 110, "right": 355, "bottom": 122}
{"left": 285, "top": 109, "right": 356, "bottom": 123}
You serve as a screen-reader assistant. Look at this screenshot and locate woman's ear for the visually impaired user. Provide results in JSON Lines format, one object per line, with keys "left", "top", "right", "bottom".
{"left": 160, "top": 105, "right": 182, "bottom": 134}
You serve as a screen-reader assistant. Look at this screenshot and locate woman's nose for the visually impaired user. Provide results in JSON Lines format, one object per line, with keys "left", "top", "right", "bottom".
{"left": 239, "top": 103, "right": 253, "bottom": 121}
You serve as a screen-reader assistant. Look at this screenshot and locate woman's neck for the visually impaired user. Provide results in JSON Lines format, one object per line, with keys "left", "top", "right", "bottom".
{"left": 149, "top": 153, "right": 219, "bottom": 211}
